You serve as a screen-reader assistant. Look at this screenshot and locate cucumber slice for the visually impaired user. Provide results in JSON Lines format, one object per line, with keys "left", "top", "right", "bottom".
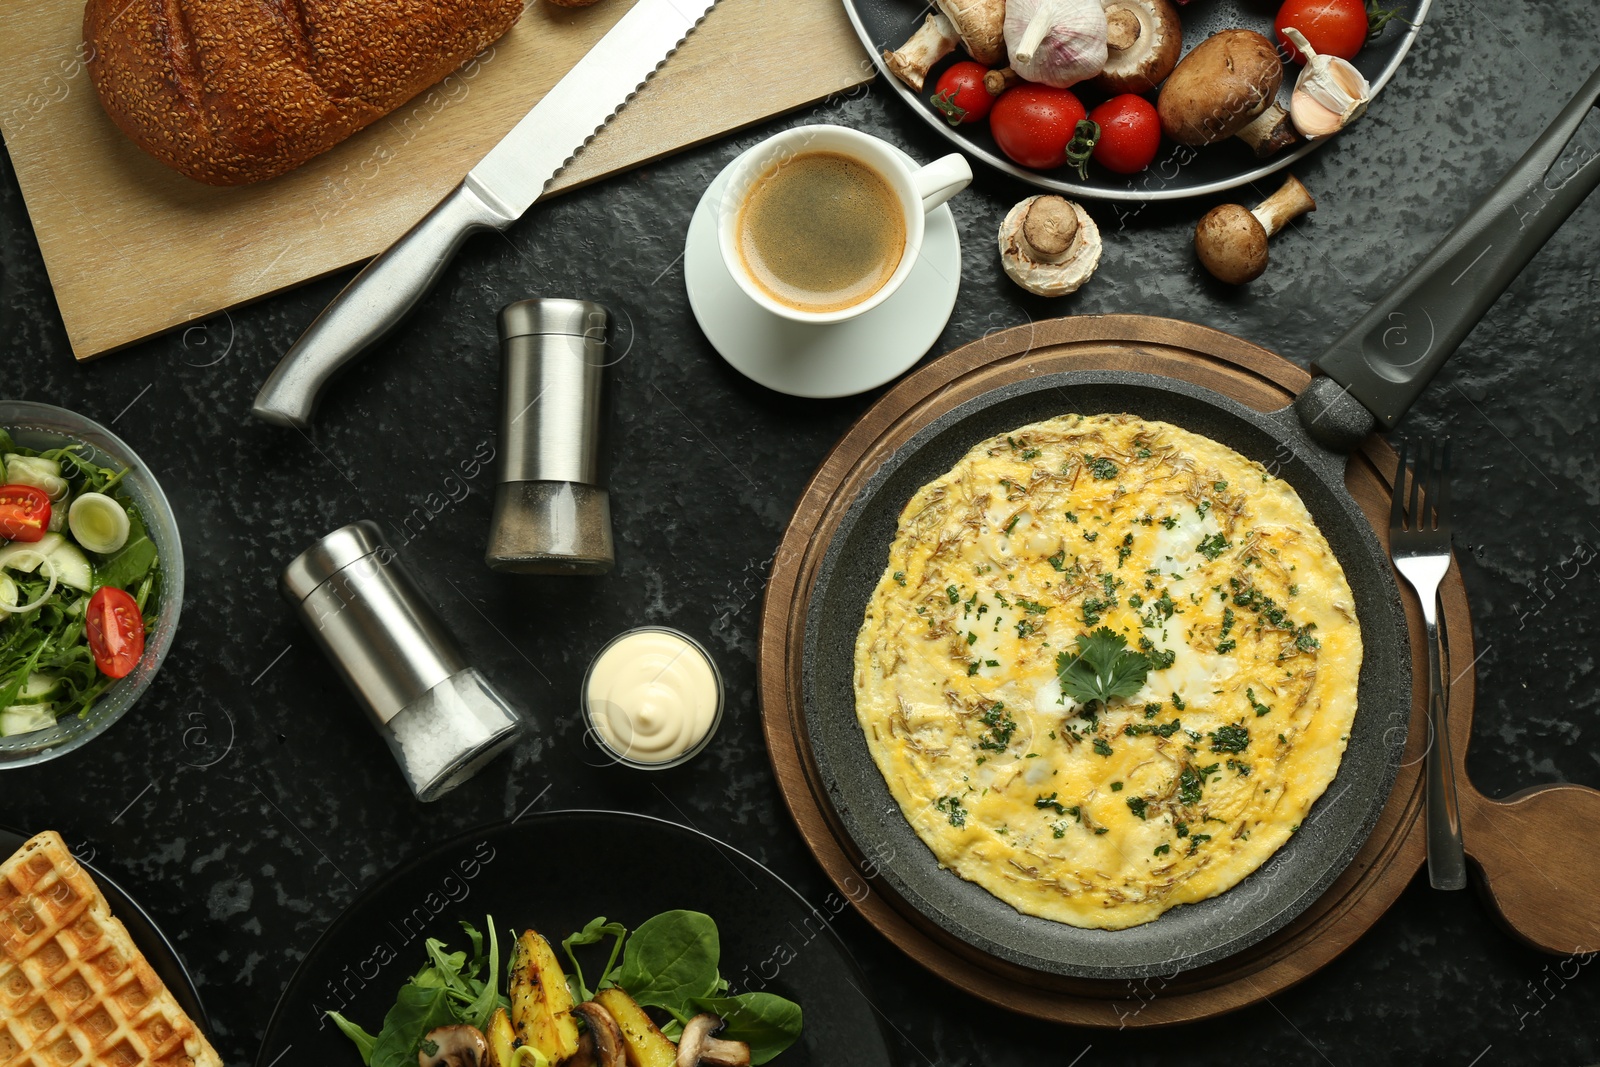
{"left": 0, "top": 704, "right": 55, "bottom": 737}
{"left": 42, "top": 537, "right": 92, "bottom": 593}
{"left": 13, "top": 674, "right": 62, "bottom": 706}
{"left": 0, "top": 534, "right": 56, "bottom": 574}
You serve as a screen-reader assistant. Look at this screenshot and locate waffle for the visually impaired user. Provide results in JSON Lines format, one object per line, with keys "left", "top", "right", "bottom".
{"left": 0, "top": 831, "right": 221, "bottom": 1067}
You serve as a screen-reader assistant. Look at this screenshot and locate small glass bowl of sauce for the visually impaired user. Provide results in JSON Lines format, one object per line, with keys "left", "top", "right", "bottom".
{"left": 582, "top": 626, "right": 724, "bottom": 769}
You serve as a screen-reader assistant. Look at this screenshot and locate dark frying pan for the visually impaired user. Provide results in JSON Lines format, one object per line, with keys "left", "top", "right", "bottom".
{"left": 802, "top": 69, "right": 1600, "bottom": 979}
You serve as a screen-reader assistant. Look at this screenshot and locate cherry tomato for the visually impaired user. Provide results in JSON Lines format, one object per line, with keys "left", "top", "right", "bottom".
{"left": 1275, "top": 0, "right": 1368, "bottom": 62}
{"left": 930, "top": 61, "right": 996, "bottom": 126}
{"left": 1088, "top": 95, "right": 1162, "bottom": 174}
{"left": 0, "top": 484, "right": 50, "bottom": 543}
{"left": 87, "top": 586, "right": 145, "bottom": 679}
{"left": 989, "top": 85, "right": 1087, "bottom": 170}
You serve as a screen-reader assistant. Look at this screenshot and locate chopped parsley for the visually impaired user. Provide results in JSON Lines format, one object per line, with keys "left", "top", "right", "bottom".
{"left": 1171, "top": 691, "right": 1187, "bottom": 710}
{"left": 1110, "top": 781, "right": 1124, "bottom": 792}
{"left": 1124, "top": 718, "right": 1183, "bottom": 738}
{"left": 1085, "top": 455, "right": 1118, "bottom": 480}
{"left": 1016, "top": 597, "right": 1049, "bottom": 615}
{"left": 1083, "top": 530, "right": 1099, "bottom": 542}
{"left": 947, "top": 585, "right": 960, "bottom": 603}
{"left": 1004, "top": 514, "right": 1021, "bottom": 535}
{"left": 1178, "top": 767, "right": 1204, "bottom": 805}
{"left": 1052, "top": 822, "right": 1068, "bottom": 839}
{"left": 1034, "top": 792, "right": 1068, "bottom": 815}
{"left": 976, "top": 701, "right": 1016, "bottom": 752}
{"left": 934, "top": 795, "right": 967, "bottom": 828}
{"left": 1187, "top": 833, "right": 1212, "bottom": 855}
{"left": 1154, "top": 843, "right": 1171, "bottom": 856}
{"left": 1196, "top": 533, "right": 1230, "bottom": 561}
{"left": 1126, "top": 797, "right": 1148, "bottom": 819}
{"left": 1093, "top": 738, "right": 1114, "bottom": 757}
{"left": 1065, "top": 511, "right": 1079, "bottom": 524}
{"left": 1117, "top": 532, "right": 1134, "bottom": 568}
{"left": 1159, "top": 515, "right": 1179, "bottom": 530}
{"left": 1047, "top": 550, "right": 1067, "bottom": 571}
{"left": 1247, "top": 687, "right": 1271, "bottom": 717}
{"left": 893, "top": 571, "right": 907, "bottom": 586}
{"left": 1210, "top": 723, "right": 1250, "bottom": 754}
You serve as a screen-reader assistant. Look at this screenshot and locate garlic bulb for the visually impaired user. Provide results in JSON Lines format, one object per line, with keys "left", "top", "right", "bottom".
{"left": 1282, "top": 26, "right": 1372, "bottom": 138}
{"left": 1005, "top": 0, "right": 1108, "bottom": 89}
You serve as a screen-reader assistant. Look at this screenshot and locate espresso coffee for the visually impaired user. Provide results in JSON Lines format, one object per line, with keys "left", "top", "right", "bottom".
{"left": 736, "top": 151, "right": 907, "bottom": 314}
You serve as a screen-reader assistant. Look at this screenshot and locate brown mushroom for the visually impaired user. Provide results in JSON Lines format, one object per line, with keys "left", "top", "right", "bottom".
{"left": 999, "top": 195, "right": 1102, "bottom": 296}
{"left": 1157, "top": 29, "right": 1298, "bottom": 156}
{"left": 570, "top": 1002, "right": 627, "bottom": 1067}
{"left": 676, "top": 1014, "right": 751, "bottom": 1067}
{"left": 984, "top": 66, "right": 1022, "bottom": 96}
{"left": 1091, "top": 0, "right": 1182, "bottom": 95}
{"left": 1193, "top": 174, "right": 1316, "bottom": 285}
{"left": 418, "top": 1025, "right": 488, "bottom": 1067}
{"left": 882, "top": 13, "right": 959, "bottom": 93}
{"left": 936, "top": 0, "right": 1007, "bottom": 66}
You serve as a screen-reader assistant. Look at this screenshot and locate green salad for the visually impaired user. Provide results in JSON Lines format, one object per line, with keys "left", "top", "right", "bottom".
{"left": 330, "top": 910, "right": 803, "bottom": 1067}
{"left": 0, "top": 428, "right": 161, "bottom": 738}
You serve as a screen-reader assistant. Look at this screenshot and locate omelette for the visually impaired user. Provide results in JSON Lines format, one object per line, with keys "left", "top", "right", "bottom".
{"left": 853, "top": 413, "right": 1362, "bottom": 929}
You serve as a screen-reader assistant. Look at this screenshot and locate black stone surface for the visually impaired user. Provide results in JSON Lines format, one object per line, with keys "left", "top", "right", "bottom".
{"left": 4, "top": 4, "right": 1600, "bottom": 1064}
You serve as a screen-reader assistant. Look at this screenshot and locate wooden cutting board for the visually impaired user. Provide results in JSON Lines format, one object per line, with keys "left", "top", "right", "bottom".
{"left": 0, "top": 0, "right": 875, "bottom": 360}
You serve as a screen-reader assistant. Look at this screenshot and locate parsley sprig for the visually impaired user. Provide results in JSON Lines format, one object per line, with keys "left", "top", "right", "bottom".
{"left": 1055, "top": 627, "right": 1154, "bottom": 709}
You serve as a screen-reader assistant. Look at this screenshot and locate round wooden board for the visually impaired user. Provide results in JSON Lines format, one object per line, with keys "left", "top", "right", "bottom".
{"left": 759, "top": 314, "right": 1477, "bottom": 1027}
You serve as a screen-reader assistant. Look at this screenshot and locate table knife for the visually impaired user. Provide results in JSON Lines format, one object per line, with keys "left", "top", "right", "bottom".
{"left": 251, "top": 0, "right": 718, "bottom": 430}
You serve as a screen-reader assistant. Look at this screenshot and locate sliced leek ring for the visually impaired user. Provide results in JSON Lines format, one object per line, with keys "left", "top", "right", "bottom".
{"left": 68, "top": 492, "right": 130, "bottom": 554}
{"left": 0, "top": 551, "right": 57, "bottom": 614}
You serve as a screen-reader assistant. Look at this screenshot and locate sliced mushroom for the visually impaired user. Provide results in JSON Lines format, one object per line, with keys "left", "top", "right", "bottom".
{"left": 419, "top": 1025, "right": 489, "bottom": 1067}
{"left": 570, "top": 1002, "right": 627, "bottom": 1067}
{"left": 882, "top": 13, "right": 959, "bottom": 92}
{"left": 1091, "top": 0, "right": 1182, "bottom": 95}
{"left": 937, "top": 0, "right": 1007, "bottom": 66}
{"left": 1157, "top": 29, "right": 1288, "bottom": 151}
{"left": 1193, "top": 174, "right": 1316, "bottom": 285}
{"left": 676, "top": 1014, "right": 752, "bottom": 1067}
{"left": 998, "top": 195, "right": 1102, "bottom": 297}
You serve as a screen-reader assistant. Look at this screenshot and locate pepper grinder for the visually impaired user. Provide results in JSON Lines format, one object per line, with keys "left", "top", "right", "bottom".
{"left": 486, "top": 298, "right": 615, "bottom": 574}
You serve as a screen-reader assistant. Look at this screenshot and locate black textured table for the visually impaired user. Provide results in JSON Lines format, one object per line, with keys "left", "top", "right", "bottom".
{"left": 5, "top": 4, "right": 1600, "bottom": 1064}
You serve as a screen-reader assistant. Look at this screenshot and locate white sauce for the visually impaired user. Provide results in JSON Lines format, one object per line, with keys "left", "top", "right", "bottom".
{"left": 586, "top": 629, "right": 721, "bottom": 764}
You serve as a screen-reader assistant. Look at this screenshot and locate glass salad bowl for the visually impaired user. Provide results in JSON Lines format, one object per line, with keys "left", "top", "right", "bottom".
{"left": 0, "top": 401, "right": 184, "bottom": 768}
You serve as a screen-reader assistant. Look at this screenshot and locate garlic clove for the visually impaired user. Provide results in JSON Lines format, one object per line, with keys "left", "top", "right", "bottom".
{"left": 1282, "top": 26, "right": 1371, "bottom": 139}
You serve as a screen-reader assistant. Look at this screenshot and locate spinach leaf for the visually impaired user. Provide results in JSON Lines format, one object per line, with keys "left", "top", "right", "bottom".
{"left": 616, "top": 910, "right": 721, "bottom": 1021}
{"left": 692, "top": 993, "right": 804, "bottom": 1066}
{"left": 368, "top": 984, "right": 456, "bottom": 1067}
{"left": 327, "top": 1013, "right": 378, "bottom": 1066}
{"left": 92, "top": 507, "right": 158, "bottom": 591}
{"left": 562, "top": 916, "right": 629, "bottom": 1003}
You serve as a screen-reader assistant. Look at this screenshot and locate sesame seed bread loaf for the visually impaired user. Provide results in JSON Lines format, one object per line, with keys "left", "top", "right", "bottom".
{"left": 82, "top": 0, "right": 525, "bottom": 186}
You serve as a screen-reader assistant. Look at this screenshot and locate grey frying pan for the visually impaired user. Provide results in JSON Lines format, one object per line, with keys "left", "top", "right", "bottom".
{"left": 801, "top": 67, "right": 1600, "bottom": 979}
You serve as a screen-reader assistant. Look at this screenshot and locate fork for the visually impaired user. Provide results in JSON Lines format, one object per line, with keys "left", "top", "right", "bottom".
{"left": 1389, "top": 440, "right": 1467, "bottom": 890}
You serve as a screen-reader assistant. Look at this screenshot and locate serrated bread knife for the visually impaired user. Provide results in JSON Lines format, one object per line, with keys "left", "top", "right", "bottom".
{"left": 251, "top": 0, "right": 718, "bottom": 429}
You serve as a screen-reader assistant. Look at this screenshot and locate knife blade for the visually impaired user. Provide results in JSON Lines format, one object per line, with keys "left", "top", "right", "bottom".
{"left": 251, "top": 0, "right": 718, "bottom": 429}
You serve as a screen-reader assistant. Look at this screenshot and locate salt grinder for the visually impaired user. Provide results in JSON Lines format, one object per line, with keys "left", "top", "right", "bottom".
{"left": 281, "top": 521, "right": 522, "bottom": 802}
{"left": 486, "top": 297, "right": 615, "bottom": 574}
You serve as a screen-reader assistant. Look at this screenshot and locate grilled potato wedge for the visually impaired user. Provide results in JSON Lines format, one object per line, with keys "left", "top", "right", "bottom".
{"left": 593, "top": 988, "right": 677, "bottom": 1067}
{"left": 509, "top": 930, "right": 581, "bottom": 1061}
{"left": 486, "top": 1007, "right": 517, "bottom": 1067}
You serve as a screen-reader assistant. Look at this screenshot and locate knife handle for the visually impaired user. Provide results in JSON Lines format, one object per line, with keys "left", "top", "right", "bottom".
{"left": 251, "top": 181, "right": 515, "bottom": 430}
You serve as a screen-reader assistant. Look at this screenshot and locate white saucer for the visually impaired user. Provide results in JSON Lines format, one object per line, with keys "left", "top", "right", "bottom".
{"left": 685, "top": 143, "right": 963, "bottom": 399}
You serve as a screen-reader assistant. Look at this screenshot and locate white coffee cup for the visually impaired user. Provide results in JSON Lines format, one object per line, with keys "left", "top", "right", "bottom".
{"left": 717, "top": 124, "right": 971, "bottom": 325}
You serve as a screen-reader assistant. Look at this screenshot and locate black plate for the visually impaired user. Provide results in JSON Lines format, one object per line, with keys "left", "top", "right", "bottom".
{"left": 256, "top": 811, "right": 895, "bottom": 1067}
{"left": 846, "top": 0, "right": 1432, "bottom": 201}
{"left": 0, "top": 826, "right": 211, "bottom": 1028}
{"left": 803, "top": 372, "right": 1409, "bottom": 979}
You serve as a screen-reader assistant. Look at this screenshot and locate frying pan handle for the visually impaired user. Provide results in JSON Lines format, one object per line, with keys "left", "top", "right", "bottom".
{"left": 1306, "top": 65, "right": 1600, "bottom": 435}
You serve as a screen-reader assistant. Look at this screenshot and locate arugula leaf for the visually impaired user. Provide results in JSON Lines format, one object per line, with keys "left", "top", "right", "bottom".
{"left": 562, "top": 916, "right": 629, "bottom": 1003}
{"left": 368, "top": 984, "right": 457, "bottom": 1067}
{"left": 92, "top": 506, "right": 158, "bottom": 590}
{"left": 327, "top": 1013, "right": 378, "bottom": 1066}
{"left": 691, "top": 993, "right": 804, "bottom": 1066}
{"left": 1055, "top": 628, "right": 1153, "bottom": 707}
{"left": 616, "top": 910, "right": 723, "bottom": 1022}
